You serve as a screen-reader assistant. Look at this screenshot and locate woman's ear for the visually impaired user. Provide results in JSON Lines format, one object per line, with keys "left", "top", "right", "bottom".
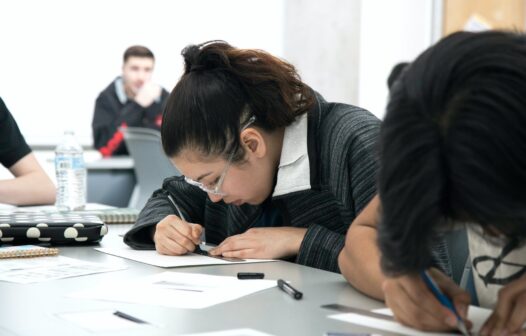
{"left": 241, "top": 128, "right": 266, "bottom": 159}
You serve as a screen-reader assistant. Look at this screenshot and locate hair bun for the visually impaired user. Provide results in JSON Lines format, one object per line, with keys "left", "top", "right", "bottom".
{"left": 181, "top": 40, "right": 232, "bottom": 74}
{"left": 181, "top": 45, "right": 202, "bottom": 73}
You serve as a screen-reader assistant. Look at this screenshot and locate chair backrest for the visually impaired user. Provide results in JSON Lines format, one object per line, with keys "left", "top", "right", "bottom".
{"left": 121, "top": 127, "right": 180, "bottom": 209}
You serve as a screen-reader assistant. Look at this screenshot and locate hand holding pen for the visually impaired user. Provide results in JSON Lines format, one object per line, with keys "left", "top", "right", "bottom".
{"left": 421, "top": 270, "right": 470, "bottom": 335}
{"left": 382, "top": 268, "right": 472, "bottom": 332}
{"left": 152, "top": 195, "right": 204, "bottom": 256}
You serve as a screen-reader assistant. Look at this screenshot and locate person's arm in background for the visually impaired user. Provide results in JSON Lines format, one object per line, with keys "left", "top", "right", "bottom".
{"left": 0, "top": 152, "right": 55, "bottom": 205}
{"left": 339, "top": 195, "right": 386, "bottom": 300}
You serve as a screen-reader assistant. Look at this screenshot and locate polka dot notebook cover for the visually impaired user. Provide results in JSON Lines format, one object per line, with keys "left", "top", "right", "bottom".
{"left": 0, "top": 213, "right": 108, "bottom": 245}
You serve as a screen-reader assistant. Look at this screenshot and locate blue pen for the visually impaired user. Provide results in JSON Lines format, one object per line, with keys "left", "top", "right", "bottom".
{"left": 421, "top": 270, "right": 469, "bottom": 335}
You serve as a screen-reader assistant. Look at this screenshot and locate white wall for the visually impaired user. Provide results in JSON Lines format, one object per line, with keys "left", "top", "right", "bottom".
{"left": 281, "top": 0, "right": 436, "bottom": 119}
{"left": 0, "top": 0, "right": 438, "bottom": 181}
{"left": 283, "top": 0, "right": 361, "bottom": 105}
{"left": 0, "top": 0, "right": 437, "bottom": 147}
{"left": 357, "top": 0, "right": 435, "bottom": 118}
{"left": 0, "top": 0, "right": 285, "bottom": 147}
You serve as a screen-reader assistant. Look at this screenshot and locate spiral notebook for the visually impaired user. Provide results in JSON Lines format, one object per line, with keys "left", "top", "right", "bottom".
{"left": 0, "top": 245, "right": 59, "bottom": 259}
{"left": 2, "top": 204, "right": 139, "bottom": 225}
{"left": 94, "top": 208, "right": 139, "bottom": 224}
{"left": 73, "top": 208, "right": 140, "bottom": 224}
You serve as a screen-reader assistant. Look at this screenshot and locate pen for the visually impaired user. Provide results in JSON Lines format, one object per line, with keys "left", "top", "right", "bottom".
{"left": 420, "top": 271, "right": 469, "bottom": 335}
{"left": 277, "top": 279, "right": 303, "bottom": 300}
{"left": 113, "top": 310, "right": 147, "bottom": 324}
{"left": 167, "top": 194, "right": 244, "bottom": 261}
{"left": 167, "top": 194, "right": 188, "bottom": 222}
{"left": 167, "top": 194, "right": 205, "bottom": 251}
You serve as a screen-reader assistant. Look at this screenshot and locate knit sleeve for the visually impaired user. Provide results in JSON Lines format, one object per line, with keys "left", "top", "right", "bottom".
{"left": 296, "top": 224, "right": 345, "bottom": 272}
{"left": 296, "top": 107, "right": 380, "bottom": 272}
{"left": 347, "top": 109, "right": 380, "bottom": 215}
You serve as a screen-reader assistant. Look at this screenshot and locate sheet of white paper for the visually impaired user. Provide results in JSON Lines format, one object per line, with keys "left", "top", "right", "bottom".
{"left": 0, "top": 203, "right": 15, "bottom": 210}
{"left": 96, "top": 246, "right": 276, "bottom": 267}
{"left": 0, "top": 255, "right": 126, "bottom": 284}
{"left": 57, "top": 310, "right": 151, "bottom": 332}
{"left": 180, "top": 328, "right": 275, "bottom": 336}
{"left": 329, "top": 306, "right": 493, "bottom": 335}
{"left": 70, "top": 271, "right": 276, "bottom": 309}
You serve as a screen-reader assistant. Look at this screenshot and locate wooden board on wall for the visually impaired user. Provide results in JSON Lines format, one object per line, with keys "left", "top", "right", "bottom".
{"left": 444, "top": 0, "right": 526, "bottom": 36}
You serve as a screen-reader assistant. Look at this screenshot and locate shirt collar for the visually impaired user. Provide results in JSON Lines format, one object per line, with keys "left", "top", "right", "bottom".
{"left": 272, "top": 113, "right": 311, "bottom": 197}
{"left": 114, "top": 77, "right": 128, "bottom": 104}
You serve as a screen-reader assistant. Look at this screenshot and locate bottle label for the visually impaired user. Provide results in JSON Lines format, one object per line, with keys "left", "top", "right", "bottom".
{"left": 55, "top": 156, "right": 85, "bottom": 170}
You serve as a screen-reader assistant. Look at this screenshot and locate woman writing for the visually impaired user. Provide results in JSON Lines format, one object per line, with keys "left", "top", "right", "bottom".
{"left": 124, "top": 41, "right": 380, "bottom": 272}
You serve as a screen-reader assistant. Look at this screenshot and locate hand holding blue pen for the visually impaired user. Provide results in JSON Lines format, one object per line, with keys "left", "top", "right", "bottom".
{"left": 420, "top": 270, "right": 470, "bottom": 335}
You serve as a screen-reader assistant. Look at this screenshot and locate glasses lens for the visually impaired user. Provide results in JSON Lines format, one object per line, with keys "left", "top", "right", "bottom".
{"left": 184, "top": 176, "right": 225, "bottom": 196}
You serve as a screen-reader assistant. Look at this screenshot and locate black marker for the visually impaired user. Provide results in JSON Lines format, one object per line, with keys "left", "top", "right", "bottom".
{"left": 113, "top": 310, "right": 147, "bottom": 324}
{"left": 237, "top": 272, "right": 265, "bottom": 279}
{"left": 277, "top": 279, "right": 303, "bottom": 300}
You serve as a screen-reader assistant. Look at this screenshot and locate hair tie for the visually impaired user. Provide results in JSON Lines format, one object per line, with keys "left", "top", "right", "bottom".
{"left": 190, "top": 64, "right": 205, "bottom": 72}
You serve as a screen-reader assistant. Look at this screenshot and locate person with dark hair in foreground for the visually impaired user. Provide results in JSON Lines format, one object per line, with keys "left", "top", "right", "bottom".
{"left": 92, "top": 45, "right": 169, "bottom": 157}
{"left": 341, "top": 30, "right": 526, "bottom": 334}
{"left": 124, "top": 40, "right": 380, "bottom": 273}
{"left": 386, "top": 62, "right": 409, "bottom": 90}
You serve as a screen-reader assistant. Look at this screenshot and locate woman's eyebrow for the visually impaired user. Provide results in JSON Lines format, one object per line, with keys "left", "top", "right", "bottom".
{"left": 195, "top": 172, "right": 212, "bottom": 182}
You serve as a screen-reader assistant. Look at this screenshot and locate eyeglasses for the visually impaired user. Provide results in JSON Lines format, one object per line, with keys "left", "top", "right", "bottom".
{"left": 184, "top": 116, "right": 256, "bottom": 196}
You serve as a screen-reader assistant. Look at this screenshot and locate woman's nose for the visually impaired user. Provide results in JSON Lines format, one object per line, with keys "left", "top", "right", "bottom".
{"left": 208, "top": 193, "right": 223, "bottom": 203}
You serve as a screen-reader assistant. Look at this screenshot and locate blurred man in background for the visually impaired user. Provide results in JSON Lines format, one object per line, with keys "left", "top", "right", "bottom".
{"left": 92, "top": 45, "right": 169, "bottom": 157}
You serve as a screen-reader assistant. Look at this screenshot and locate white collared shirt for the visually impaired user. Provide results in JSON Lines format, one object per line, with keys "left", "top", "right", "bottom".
{"left": 114, "top": 77, "right": 128, "bottom": 104}
{"left": 467, "top": 224, "right": 526, "bottom": 308}
{"left": 272, "top": 113, "right": 311, "bottom": 197}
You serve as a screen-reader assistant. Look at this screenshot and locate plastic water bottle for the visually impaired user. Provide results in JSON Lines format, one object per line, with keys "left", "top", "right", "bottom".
{"left": 55, "top": 131, "right": 86, "bottom": 211}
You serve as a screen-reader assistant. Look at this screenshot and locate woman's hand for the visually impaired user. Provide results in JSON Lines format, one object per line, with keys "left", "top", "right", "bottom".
{"left": 480, "top": 275, "right": 526, "bottom": 335}
{"left": 382, "top": 268, "right": 472, "bottom": 332}
{"left": 209, "top": 227, "right": 307, "bottom": 259}
{"left": 153, "top": 215, "right": 203, "bottom": 255}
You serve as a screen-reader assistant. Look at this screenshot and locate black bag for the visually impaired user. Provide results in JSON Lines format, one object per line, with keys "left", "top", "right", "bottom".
{"left": 0, "top": 213, "right": 108, "bottom": 245}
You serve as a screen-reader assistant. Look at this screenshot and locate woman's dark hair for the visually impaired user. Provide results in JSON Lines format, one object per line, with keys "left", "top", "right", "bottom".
{"left": 378, "top": 31, "right": 526, "bottom": 276}
{"left": 161, "top": 40, "right": 314, "bottom": 162}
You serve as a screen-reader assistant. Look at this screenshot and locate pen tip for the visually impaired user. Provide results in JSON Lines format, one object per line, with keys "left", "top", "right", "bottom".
{"left": 457, "top": 322, "right": 470, "bottom": 336}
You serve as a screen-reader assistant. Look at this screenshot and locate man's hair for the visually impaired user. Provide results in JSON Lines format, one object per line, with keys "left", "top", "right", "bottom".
{"left": 123, "top": 45, "right": 155, "bottom": 63}
{"left": 378, "top": 31, "right": 526, "bottom": 276}
{"left": 161, "top": 40, "right": 314, "bottom": 162}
